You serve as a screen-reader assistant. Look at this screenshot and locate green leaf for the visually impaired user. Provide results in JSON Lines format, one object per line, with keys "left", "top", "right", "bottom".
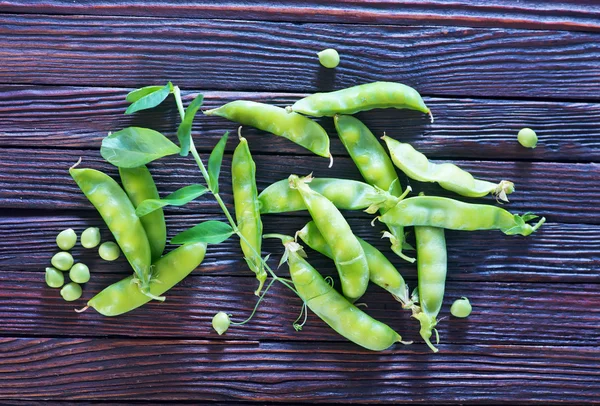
{"left": 126, "top": 85, "right": 164, "bottom": 103}
{"left": 101, "top": 127, "right": 180, "bottom": 168}
{"left": 125, "top": 82, "right": 173, "bottom": 115}
{"left": 171, "top": 220, "right": 233, "bottom": 245}
{"left": 177, "top": 93, "right": 204, "bottom": 156}
{"left": 208, "top": 132, "right": 229, "bottom": 193}
{"left": 135, "top": 184, "right": 209, "bottom": 217}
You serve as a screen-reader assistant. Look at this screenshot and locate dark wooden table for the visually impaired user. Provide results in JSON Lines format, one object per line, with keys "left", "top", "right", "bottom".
{"left": 1, "top": 1, "right": 599, "bottom": 403}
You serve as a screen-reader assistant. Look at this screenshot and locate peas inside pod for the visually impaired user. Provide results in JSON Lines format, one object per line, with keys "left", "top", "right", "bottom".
{"left": 56, "top": 228, "right": 77, "bottom": 250}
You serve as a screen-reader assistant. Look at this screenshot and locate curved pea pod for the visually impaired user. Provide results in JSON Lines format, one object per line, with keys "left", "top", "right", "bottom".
{"left": 289, "top": 174, "right": 369, "bottom": 301}
{"left": 119, "top": 165, "right": 166, "bottom": 262}
{"left": 412, "top": 226, "right": 447, "bottom": 353}
{"left": 296, "top": 221, "right": 412, "bottom": 307}
{"left": 284, "top": 240, "right": 403, "bottom": 351}
{"left": 334, "top": 115, "right": 414, "bottom": 263}
{"left": 69, "top": 166, "right": 154, "bottom": 297}
{"left": 382, "top": 135, "right": 515, "bottom": 202}
{"left": 258, "top": 178, "right": 398, "bottom": 214}
{"left": 379, "top": 196, "right": 546, "bottom": 236}
{"left": 204, "top": 100, "right": 331, "bottom": 163}
{"left": 232, "top": 135, "right": 267, "bottom": 296}
{"left": 85, "top": 242, "right": 207, "bottom": 316}
{"left": 288, "top": 81, "right": 431, "bottom": 120}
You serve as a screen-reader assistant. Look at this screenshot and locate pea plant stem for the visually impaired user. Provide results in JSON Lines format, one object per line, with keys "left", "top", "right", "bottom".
{"left": 172, "top": 87, "right": 298, "bottom": 298}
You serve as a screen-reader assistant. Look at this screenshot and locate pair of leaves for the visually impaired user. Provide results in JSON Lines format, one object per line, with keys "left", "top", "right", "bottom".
{"left": 125, "top": 82, "right": 173, "bottom": 115}
{"left": 171, "top": 220, "right": 233, "bottom": 245}
{"left": 135, "top": 184, "right": 209, "bottom": 217}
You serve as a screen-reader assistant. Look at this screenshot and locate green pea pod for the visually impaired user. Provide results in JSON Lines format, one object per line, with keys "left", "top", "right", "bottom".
{"left": 283, "top": 238, "right": 403, "bottom": 351}
{"left": 232, "top": 135, "right": 267, "bottom": 296}
{"left": 379, "top": 196, "right": 546, "bottom": 236}
{"left": 296, "top": 221, "right": 412, "bottom": 307}
{"left": 258, "top": 178, "right": 398, "bottom": 214}
{"left": 289, "top": 174, "right": 369, "bottom": 302}
{"left": 288, "top": 82, "right": 431, "bottom": 120}
{"left": 334, "top": 115, "right": 414, "bottom": 263}
{"left": 205, "top": 100, "right": 331, "bottom": 164}
{"left": 413, "top": 226, "right": 447, "bottom": 353}
{"left": 70, "top": 165, "right": 155, "bottom": 299}
{"left": 119, "top": 166, "right": 166, "bottom": 262}
{"left": 85, "top": 242, "right": 207, "bottom": 316}
{"left": 382, "top": 135, "right": 515, "bottom": 202}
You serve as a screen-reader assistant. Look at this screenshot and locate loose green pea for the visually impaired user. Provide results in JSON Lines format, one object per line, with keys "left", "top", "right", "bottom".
{"left": 318, "top": 48, "right": 339, "bottom": 68}
{"left": 45, "top": 267, "right": 64, "bottom": 288}
{"left": 451, "top": 297, "right": 472, "bottom": 318}
{"left": 56, "top": 228, "right": 77, "bottom": 250}
{"left": 98, "top": 242, "right": 120, "bottom": 261}
{"left": 51, "top": 251, "right": 74, "bottom": 271}
{"left": 81, "top": 227, "right": 101, "bottom": 248}
{"left": 212, "top": 312, "right": 231, "bottom": 335}
{"left": 69, "top": 263, "right": 90, "bottom": 284}
{"left": 518, "top": 128, "right": 538, "bottom": 148}
{"left": 60, "top": 282, "right": 82, "bottom": 301}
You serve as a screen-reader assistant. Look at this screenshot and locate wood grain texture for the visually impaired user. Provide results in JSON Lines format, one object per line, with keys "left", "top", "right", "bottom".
{"left": 2, "top": 86, "right": 600, "bottom": 162}
{"left": 2, "top": 271, "right": 599, "bottom": 346}
{"left": 1, "top": 213, "right": 598, "bottom": 283}
{"left": 0, "top": 1, "right": 599, "bottom": 32}
{"left": 1, "top": 15, "right": 600, "bottom": 99}
{"left": 0, "top": 147, "right": 597, "bottom": 225}
{"left": 0, "top": 338, "right": 598, "bottom": 403}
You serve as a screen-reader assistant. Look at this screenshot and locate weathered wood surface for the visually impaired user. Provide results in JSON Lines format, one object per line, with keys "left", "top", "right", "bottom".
{"left": 1, "top": 15, "right": 600, "bottom": 99}
{"left": 1, "top": 1, "right": 599, "bottom": 32}
{"left": 2, "top": 86, "right": 600, "bottom": 162}
{"left": 1, "top": 271, "right": 599, "bottom": 346}
{"left": 1, "top": 2, "right": 599, "bottom": 404}
{"left": 0, "top": 338, "right": 598, "bottom": 403}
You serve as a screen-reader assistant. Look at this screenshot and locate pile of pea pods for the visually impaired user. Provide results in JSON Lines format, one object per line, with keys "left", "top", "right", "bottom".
{"left": 63, "top": 77, "right": 544, "bottom": 353}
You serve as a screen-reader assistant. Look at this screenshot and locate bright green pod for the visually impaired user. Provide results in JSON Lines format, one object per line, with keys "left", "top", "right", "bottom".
{"left": 383, "top": 135, "right": 514, "bottom": 202}
{"left": 334, "top": 115, "right": 413, "bottom": 263}
{"left": 70, "top": 166, "right": 153, "bottom": 296}
{"left": 413, "top": 226, "right": 447, "bottom": 353}
{"left": 289, "top": 175, "right": 369, "bottom": 302}
{"left": 379, "top": 196, "right": 546, "bottom": 236}
{"left": 258, "top": 178, "right": 397, "bottom": 214}
{"left": 205, "top": 100, "right": 331, "bottom": 162}
{"left": 86, "top": 242, "right": 207, "bottom": 316}
{"left": 119, "top": 165, "right": 166, "bottom": 262}
{"left": 296, "top": 221, "right": 411, "bottom": 306}
{"left": 232, "top": 136, "right": 266, "bottom": 296}
{"left": 288, "top": 81, "right": 431, "bottom": 119}
{"left": 284, "top": 239, "right": 402, "bottom": 351}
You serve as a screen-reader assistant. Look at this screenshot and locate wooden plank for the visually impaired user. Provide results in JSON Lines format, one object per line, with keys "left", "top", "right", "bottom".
{"left": 1, "top": 213, "right": 598, "bottom": 283}
{"left": 2, "top": 86, "right": 599, "bottom": 162}
{"left": 1, "top": 15, "right": 600, "bottom": 99}
{"left": 0, "top": 1, "right": 599, "bottom": 32}
{"left": 1, "top": 270, "right": 599, "bottom": 346}
{"left": 0, "top": 338, "right": 598, "bottom": 402}
{"left": 0, "top": 148, "right": 597, "bottom": 225}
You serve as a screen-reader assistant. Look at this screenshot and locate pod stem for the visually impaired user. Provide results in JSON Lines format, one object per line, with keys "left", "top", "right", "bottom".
{"left": 412, "top": 311, "right": 439, "bottom": 353}
{"left": 532, "top": 217, "right": 546, "bottom": 232}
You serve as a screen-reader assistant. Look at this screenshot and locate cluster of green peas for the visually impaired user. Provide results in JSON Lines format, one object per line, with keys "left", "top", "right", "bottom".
{"left": 46, "top": 227, "right": 120, "bottom": 301}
